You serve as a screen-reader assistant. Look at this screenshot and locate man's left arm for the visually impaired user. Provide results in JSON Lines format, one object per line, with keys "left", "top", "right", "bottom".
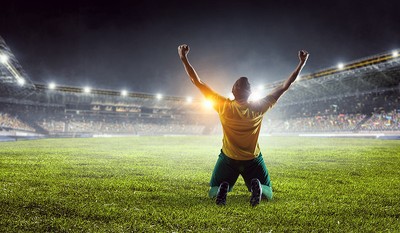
{"left": 268, "top": 50, "right": 309, "bottom": 101}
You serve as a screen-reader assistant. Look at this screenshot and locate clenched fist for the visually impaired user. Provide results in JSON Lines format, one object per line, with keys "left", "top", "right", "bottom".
{"left": 178, "top": 44, "right": 190, "bottom": 59}
{"left": 298, "top": 50, "right": 309, "bottom": 63}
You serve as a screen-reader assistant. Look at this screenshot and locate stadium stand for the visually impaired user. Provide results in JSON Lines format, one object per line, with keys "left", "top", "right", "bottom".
{"left": 0, "top": 35, "right": 399, "bottom": 139}
{"left": 0, "top": 112, "right": 35, "bottom": 132}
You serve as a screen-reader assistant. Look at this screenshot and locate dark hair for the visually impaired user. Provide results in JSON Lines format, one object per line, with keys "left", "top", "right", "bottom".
{"left": 232, "top": 77, "right": 251, "bottom": 100}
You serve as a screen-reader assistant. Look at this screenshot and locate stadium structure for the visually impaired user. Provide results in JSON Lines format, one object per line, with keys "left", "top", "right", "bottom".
{"left": 1, "top": 35, "right": 399, "bottom": 141}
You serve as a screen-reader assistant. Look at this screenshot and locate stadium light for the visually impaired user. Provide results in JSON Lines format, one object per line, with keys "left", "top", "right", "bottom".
{"left": 186, "top": 96, "right": 193, "bottom": 103}
{"left": 393, "top": 50, "right": 399, "bottom": 58}
{"left": 48, "top": 82, "right": 56, "bottom": 90}
{"left": 17, "top": 77, "right": 25, "bottom": 86}
{"left": 337, "top": 63, "right": 344, "bottom": 70}
{"left": 156, "top": 93, "right": 163, "bottom": 100}
{"left": 228, "top": 93, "right": 235, "bottom": 100}
{"left": 84, "top": 86, "right": 91, "bottom": 93}
{"left": 0, "top": 54, "right": 8, "bottom": 64}
{"left": 121, "top": 90, "right": 128, "bottom": 97}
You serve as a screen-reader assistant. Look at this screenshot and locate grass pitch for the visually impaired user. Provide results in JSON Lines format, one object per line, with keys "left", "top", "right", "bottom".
{"left": 0, "top": 136, "right": 399, "bottom": 232}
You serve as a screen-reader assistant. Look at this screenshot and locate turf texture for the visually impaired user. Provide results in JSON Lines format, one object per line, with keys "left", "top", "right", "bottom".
{"left": 0, "top": 136, "right": 399, "bottom": 232}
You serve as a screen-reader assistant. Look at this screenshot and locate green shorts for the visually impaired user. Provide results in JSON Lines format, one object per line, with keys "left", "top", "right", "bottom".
{"left": 210, "top": 150, "right": 272, "bottom": 192}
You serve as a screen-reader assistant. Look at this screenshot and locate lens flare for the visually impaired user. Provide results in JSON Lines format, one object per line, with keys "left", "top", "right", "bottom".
{"left": 203, "top": 99, "right": 213, "bottom": 109}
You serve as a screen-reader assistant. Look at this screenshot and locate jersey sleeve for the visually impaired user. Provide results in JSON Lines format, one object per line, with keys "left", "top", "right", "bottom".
{"left": 207, "top": 91, "right": 227, "bottom": 113}
{"left": 256, "top": 95, "right": 277, "bottom": 114}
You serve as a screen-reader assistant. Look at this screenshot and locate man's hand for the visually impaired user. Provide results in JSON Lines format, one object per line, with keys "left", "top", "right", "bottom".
{"left": 178, "top": 44, "right": 190, "bottom": 59}
{"left": 299, "top": 50, "right": 309, "bottom": 63}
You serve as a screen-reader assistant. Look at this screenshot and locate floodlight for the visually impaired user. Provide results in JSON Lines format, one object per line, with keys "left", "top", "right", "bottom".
{"left": 121, "top": 90, "right": 128, "bottom": 96}
{"left": 49, "top": 82, "right": 56, "bottom": 89}
{"left": 17, "top": 77, "right": 25, "bottom": 86}
{"left": 228, "top": 93, "right": 235, "bottom": 100}
{"left": 392, "top": 50, "right": 399, "bottom": 58}
{"left": 156, "top": 93, "right": 162, "bottom": 100}
{"left": 337, "top": 63, "right": 344, "bottom": 70}
{"left": 0, "top": 54, "right": 8, "bottom": 64}
{"left": 186, "top": 96, "right": 193, "bottom": 103}
{"left": 84, "top": 86, "right": 91, "bottom": 93}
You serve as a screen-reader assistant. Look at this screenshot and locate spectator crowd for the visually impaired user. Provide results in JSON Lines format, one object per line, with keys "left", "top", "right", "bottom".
{"left": 0, "top": 112, "right": 35, "bottom": 132}
{"left": 0, "top": 89, "right": 399, "bottom": 135}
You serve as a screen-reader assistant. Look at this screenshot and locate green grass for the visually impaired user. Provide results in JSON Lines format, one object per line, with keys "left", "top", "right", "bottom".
{"left": 0, "top": 136, "right": 399, "bottom": 232}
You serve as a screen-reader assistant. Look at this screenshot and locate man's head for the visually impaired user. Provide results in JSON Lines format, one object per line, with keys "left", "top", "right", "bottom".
{"left": 232, "top": 77, "right": 251, "bottom": 101}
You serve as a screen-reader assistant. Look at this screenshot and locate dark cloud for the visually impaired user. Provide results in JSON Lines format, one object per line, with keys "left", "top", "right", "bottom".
{"left": 1, "top": 0, "right": 400, "bottom": 97}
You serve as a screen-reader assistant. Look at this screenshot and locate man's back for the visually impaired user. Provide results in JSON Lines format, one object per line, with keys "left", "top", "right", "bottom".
{"left": 212, "top": 95, "right": 276, "bottom": 160}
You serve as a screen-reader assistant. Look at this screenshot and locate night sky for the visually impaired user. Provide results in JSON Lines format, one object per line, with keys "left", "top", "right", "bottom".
{"left": 1, "top": 0, "right": 400, "bottom": 97}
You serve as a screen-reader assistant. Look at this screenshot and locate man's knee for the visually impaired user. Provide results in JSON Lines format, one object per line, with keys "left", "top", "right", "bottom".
{"left": 209, "top": 183, "right": 235, "bottom": 198}
{"left": 261, "top": 184, "right": 273, "bottom": 200}
{"left": 208, "top": 186, "right": 219, "bottom": 198}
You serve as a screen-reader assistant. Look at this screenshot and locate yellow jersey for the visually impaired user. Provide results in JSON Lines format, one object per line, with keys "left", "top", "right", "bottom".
{"left": 209, "top": 92, "right": 276, "bottom": 160}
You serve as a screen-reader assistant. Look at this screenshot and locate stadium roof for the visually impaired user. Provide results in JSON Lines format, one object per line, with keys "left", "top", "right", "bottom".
{"left": 32, "top": 49, "right": 400, "bottom": 106}
{"left": 0, "top": 36, "right": 35, "bottom": 97}
{"left": 1, "top": 35, "right": 399, "bottom": 109}
{"left": 266, "top": 50, "right": 400, "bottom": 105}
{"left": 30, "top": 83, "right": 195, "bottom": 110}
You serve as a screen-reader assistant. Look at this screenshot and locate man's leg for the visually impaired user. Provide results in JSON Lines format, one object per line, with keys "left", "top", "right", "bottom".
{"left": 250, "top": 178, "right": 262, "bottom": 206}
{"left": 209, "top": 151, "right": 239, "bottom": 199}
{"left": 208, "top": 186, "right": 219, "bottom": 198}
{"left": 215, "top": 181, "right": 229, "bottom": 205}
{"left": 242, "top": 153, "right": 273, "bottom": 201}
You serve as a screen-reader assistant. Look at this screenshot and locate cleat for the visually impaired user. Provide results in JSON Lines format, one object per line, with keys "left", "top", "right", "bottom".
{"left": 250, "top": 178, "right": 262, "bottom": 207}
{"left": 216, "top": 182, "right": 229, "bottom": 205}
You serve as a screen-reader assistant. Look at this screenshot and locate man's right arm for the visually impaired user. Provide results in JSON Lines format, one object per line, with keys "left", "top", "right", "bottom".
{"left": 178, "top": 44, "right": 214, "bottom": 98}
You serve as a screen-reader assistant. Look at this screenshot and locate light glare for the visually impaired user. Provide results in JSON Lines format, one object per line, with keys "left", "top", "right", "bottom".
{"left": 249, "top": 91, "right": 263, "bottom": 101}
{"left": 17, "top": 77, "right": 25, "bottom": 86}
{"left": 84, "top": 87, "right": 91, "bottom": 93}
{"left": 121, "top": 90, "right": 128, "bottom": 96}
{"left": 337, "top": 63, "right": 344, "bottom": 70}
{"left": 156, "top": 93, "right": 163, "bottom": 100}
{"left": 186, "top": 96, "right": 192, "bottom": 103}
{"left": 0, "top": 54, "right": 8, "bottom": 64}
{"left": 203, "top": 99, "right": 213, "bottom": 109}
{"left": 49, "top": 82, "right": 56, "bottom": 89}
{"left": 392, "top": 50, "right": 399, "bottom": 57}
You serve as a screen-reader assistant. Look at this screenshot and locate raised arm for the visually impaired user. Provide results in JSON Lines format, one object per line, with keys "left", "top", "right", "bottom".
{"left": 269, "top": 50, "right": 309, "bottom": 101}
{"left": 178, "top": 44, "right": 214, "bottom": 98}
